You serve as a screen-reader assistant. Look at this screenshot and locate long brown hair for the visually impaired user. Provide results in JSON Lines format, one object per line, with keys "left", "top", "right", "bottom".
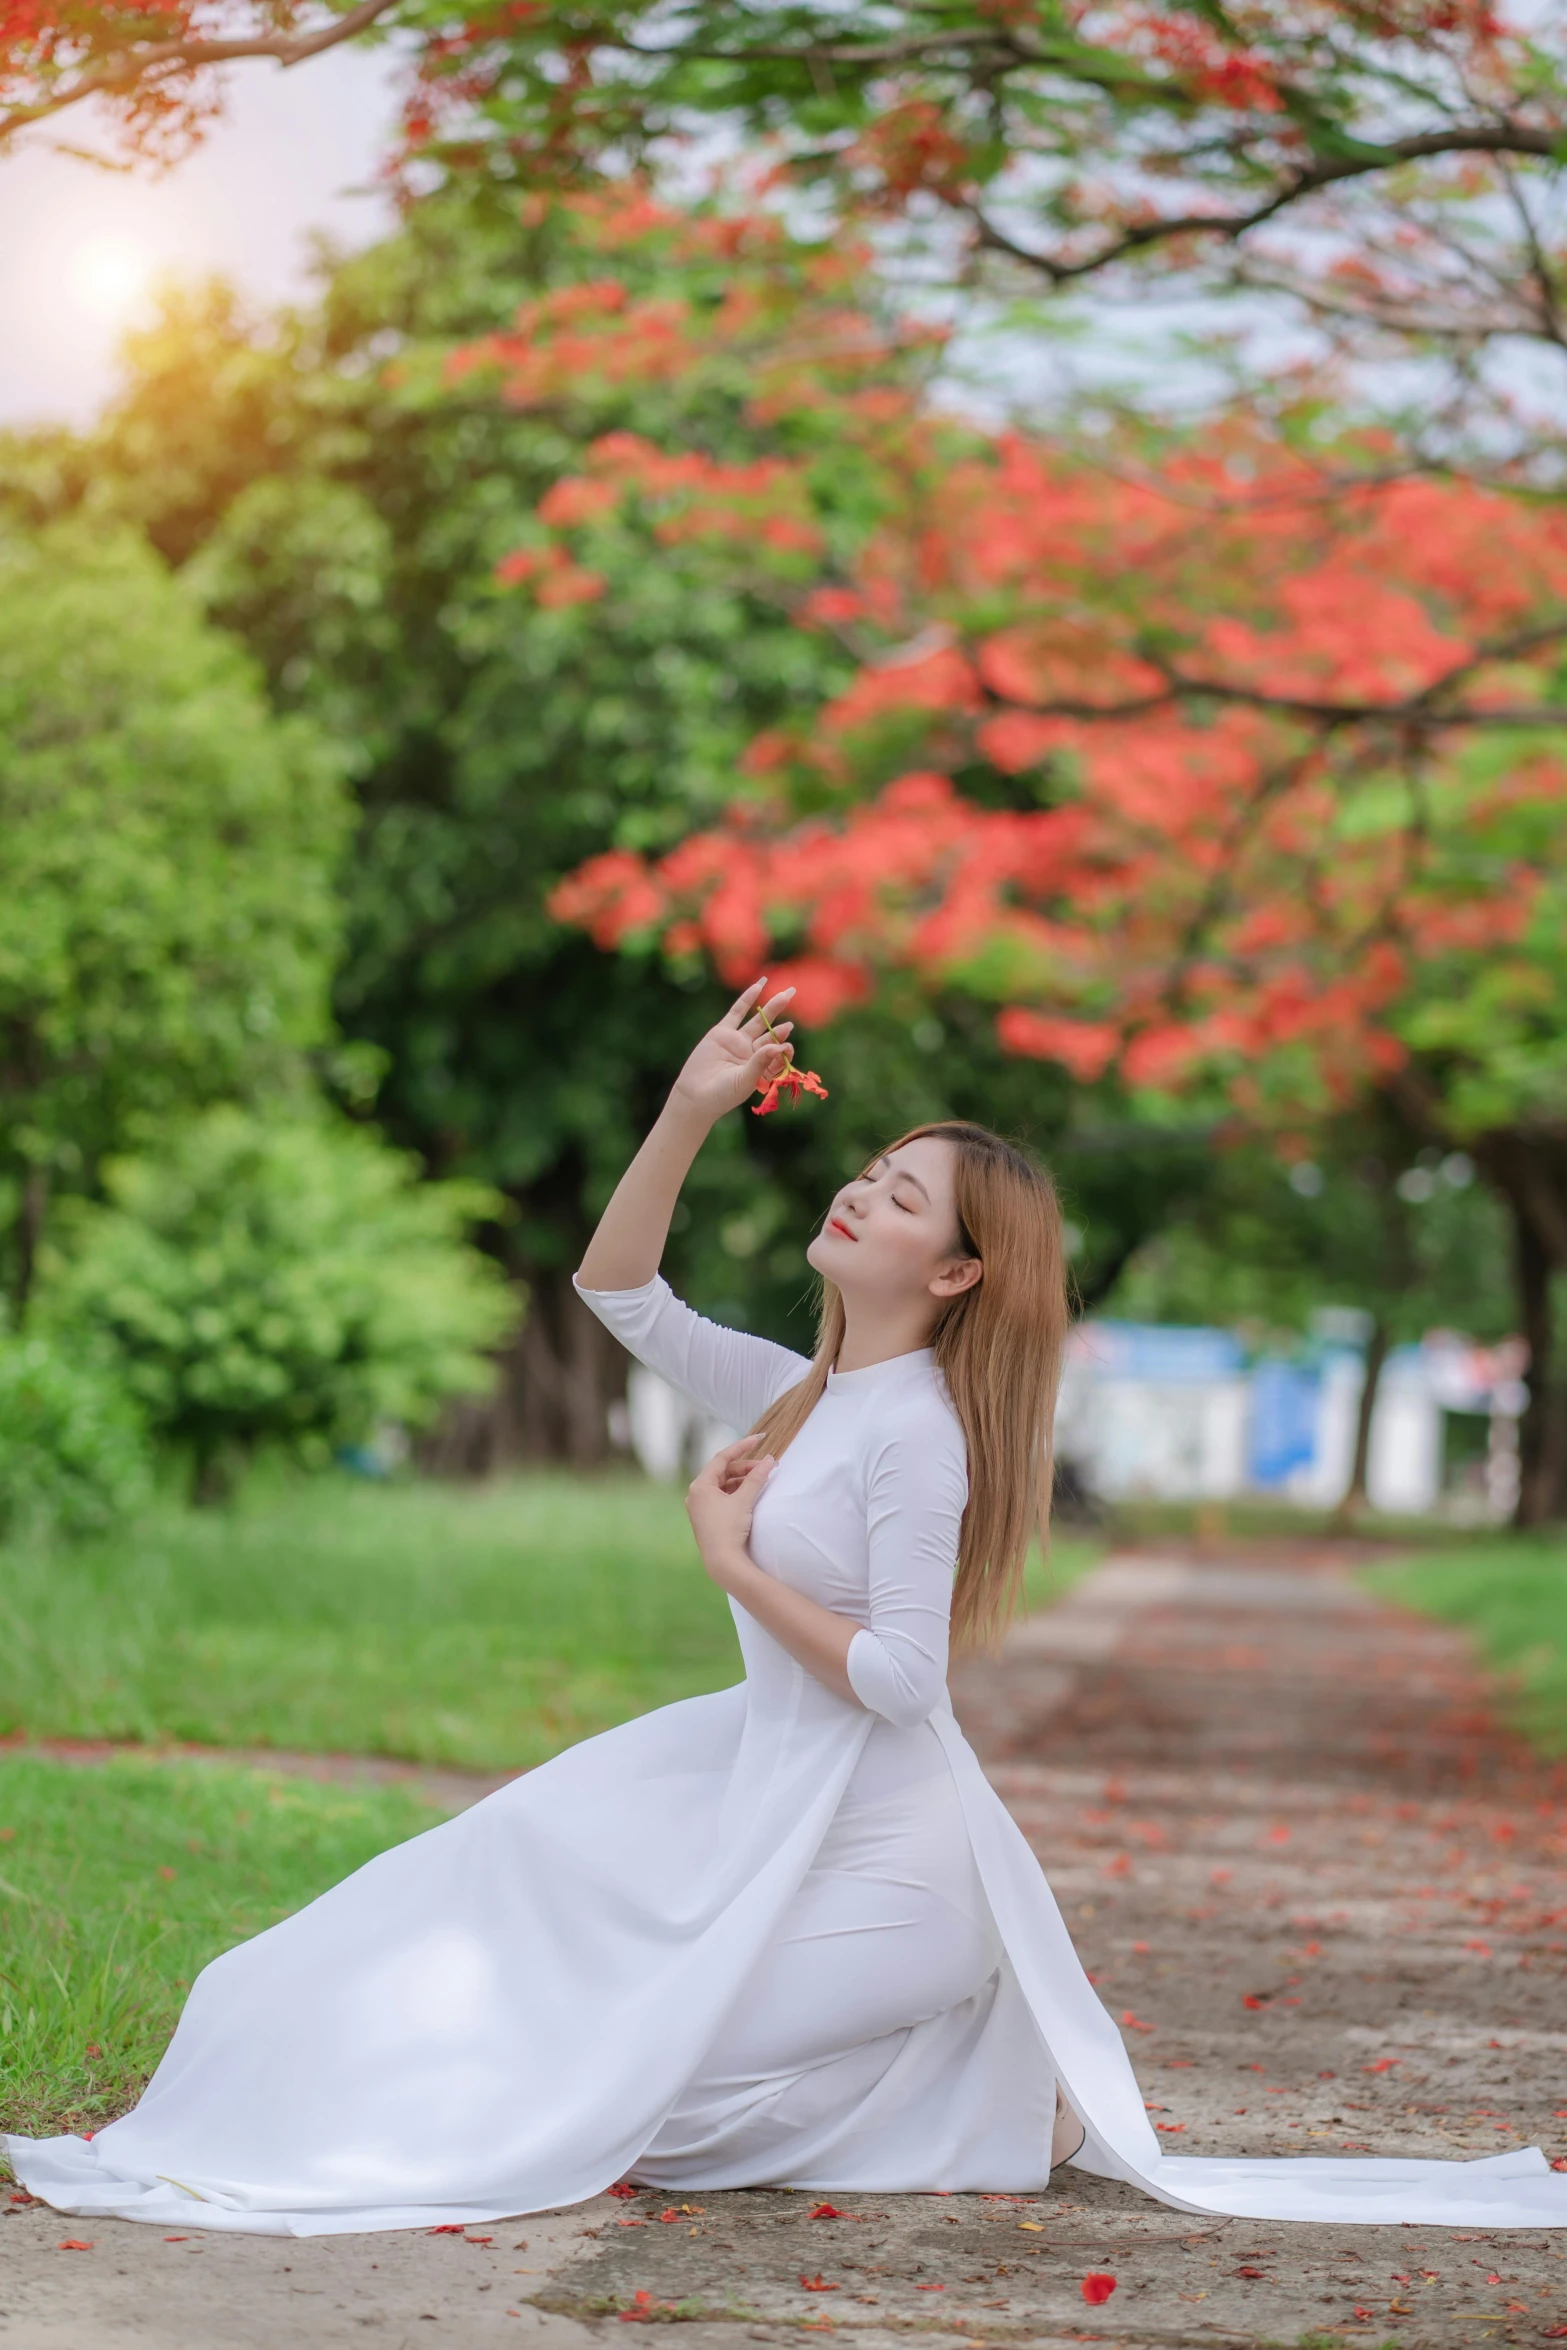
{"left": 750, "top": 1122, "right": 1070, "bottom": 1651}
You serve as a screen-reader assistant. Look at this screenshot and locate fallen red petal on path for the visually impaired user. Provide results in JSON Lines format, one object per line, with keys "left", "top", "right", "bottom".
{"left": 799, "top": 2273, "right": 841, "bottom": 2292}
{"left": 428, "top": 2224, "right": 466, "bottom": 2235}
{"left": 57, "top": 2240, "right": 93, "bottom": 2251}
{"left": 1080, "top": 2273, "right": 1117, "bottom": 2304}
{"left": 809, "top": 2204, "right": 843, "bottom": 2219}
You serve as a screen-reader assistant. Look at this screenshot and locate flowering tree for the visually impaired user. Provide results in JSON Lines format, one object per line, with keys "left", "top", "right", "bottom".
{"left": 477, "top": 191, "right": 1567, "bottom": 1516}
{"left": 8, "top": 2, "right": 1565, "bottom": 460}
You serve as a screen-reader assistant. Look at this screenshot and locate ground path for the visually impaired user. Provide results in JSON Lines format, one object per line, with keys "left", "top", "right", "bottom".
{"left": 5, "top": 1546, "right": 1567, "bottom": 2350}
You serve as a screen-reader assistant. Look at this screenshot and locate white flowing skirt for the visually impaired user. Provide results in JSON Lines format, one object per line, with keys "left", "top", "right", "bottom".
{"left": 8, "top": 1617, "right": 1566, "bottom": 2234}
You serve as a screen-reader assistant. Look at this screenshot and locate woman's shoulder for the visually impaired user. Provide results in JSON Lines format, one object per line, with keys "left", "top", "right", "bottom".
{"left": 855, "top": 1358, "right": 966, "bottom": 1452}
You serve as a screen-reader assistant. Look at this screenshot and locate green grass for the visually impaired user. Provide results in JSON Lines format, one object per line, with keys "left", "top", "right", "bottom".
{"left": 1368, "top": 1532, "right": 1567, "bottom": 1755}
{"left": 0, "top": 1468, "right": 1103, "bottom": 1772}
{"left": 0, "top": 1471, "right": 745, "bottom": 1771}
{"left": 0, "top": 1755, "right": 440, "bottom": 2141}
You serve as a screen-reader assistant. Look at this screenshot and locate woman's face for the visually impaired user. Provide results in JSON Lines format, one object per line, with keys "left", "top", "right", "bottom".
{"left": 806, "top": 1135, "right": 981, "bottom": 1316}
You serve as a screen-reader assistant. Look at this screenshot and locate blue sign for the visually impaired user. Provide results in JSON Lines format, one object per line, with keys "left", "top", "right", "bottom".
{"left": 1248, "top": 1360, "right": 1321, "bottom": 1487}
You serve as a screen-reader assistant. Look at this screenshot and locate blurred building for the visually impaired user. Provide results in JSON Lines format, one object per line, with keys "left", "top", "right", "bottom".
{"left": 1054, "top": 1320, "right": 1527, "bottom": 1521}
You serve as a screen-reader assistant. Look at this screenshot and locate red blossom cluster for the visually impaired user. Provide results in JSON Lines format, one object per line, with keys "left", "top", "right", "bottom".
{"left": 466, "top": 188, "right": 1567, "bottom": 1121}
{"left": 544, "top": 426, "right": 1567, "bottom": 1110}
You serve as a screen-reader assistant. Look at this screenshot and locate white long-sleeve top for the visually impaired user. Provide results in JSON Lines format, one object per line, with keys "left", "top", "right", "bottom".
{"left": 574, "top": 1274, "right": 969, "bottom": 1729}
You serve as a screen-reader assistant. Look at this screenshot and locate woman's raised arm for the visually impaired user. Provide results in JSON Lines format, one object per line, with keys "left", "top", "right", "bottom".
{"left": 575, "top": 980, "right": 796, "bottom": 1293}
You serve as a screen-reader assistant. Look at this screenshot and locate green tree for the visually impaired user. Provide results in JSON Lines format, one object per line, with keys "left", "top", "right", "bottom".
{"left": 0, "top": 521, "right": 348, "bottom": 1317}
{"left": 46, "top": 1107, "right": 516, "bottom": 1501}
{"left": 0, "top": 198, "right": 1205, "bottom": 1458}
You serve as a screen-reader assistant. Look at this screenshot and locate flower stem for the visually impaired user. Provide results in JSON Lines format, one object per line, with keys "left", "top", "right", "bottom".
{"left": 756, "top": 1003, "right": 792, "bottom": 1058}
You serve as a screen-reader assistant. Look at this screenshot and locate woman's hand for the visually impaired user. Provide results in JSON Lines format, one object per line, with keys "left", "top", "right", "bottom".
{"left": 685, "top": 1436, "right": 775, "bottom": 1592}
{"left": 669, "top": 980, "right": 796, "bottom": 1126}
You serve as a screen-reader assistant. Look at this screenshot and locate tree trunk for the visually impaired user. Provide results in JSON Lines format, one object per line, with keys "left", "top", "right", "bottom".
{"left": 1386, "top": 1090, "right": 1567, "bottom": 1527}
{"left": 1510, "top": 1199, "right": 1567, "bottom": 1526}
{"left": 11, "top": 1161, "right": 48, "bottom": 1325}
{"left": 191, "top": 1440, "right": 240, "bottom": 1507}
{"left": 417, "top": 1266, "right": 629, "bottom": 1476}
{"left": 1332, "top": 1313, "right": 1391, "bottom": 1530}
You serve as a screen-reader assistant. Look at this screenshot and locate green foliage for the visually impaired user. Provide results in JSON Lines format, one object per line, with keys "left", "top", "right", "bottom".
{"left": 1369, "top": 1537, "right": 1567, "bottom": 1757}
{"left": 1112, "top": 1123, "right": 1513, "bottom": 1350}
{"left": 0, "top": 1335, "right": 150, "bottom": 1540}
{"left": 44, "top": 1108, "right": 516, "bottom": 1495}
{"left": 1392, "top": 726, "right": 1567, "bottom": 1145}
{"left": 0, "top": 519, "right": 347, "bottom": 1310}
{"left": 0, "top": 1755, "right": 439, "bottom": 2139}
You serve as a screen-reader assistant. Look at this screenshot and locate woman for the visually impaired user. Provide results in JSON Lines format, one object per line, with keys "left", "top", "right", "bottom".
{"left": 9, "top": 985, "right": 1564, "bottom": 2233}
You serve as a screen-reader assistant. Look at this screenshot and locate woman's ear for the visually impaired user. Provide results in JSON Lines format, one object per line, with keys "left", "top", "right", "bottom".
{"left": 930, "top": 1256, "right": 983, "bottom": 1300}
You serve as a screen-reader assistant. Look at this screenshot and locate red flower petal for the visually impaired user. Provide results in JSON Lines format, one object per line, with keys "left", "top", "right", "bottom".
{"left": 1080, "top": 2273, "right": 1116, "bottom": 2304}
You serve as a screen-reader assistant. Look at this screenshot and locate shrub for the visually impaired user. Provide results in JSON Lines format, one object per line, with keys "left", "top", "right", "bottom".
{"left": 46, "top": 1108, "right": 518, "bottom": 1500}
{"left": 0, "top": 1335, "right": 152, "bottom": 1538}
{"left": 0, "top": 520, "right": 347, "bottom": 1315}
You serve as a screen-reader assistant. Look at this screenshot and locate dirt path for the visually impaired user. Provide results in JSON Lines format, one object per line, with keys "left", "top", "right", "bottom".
{"left": 5, "top": 1548, "right": 1567, "bottom": 2350}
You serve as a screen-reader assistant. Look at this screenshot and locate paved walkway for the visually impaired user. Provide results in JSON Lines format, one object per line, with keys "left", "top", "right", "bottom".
{"left": 5, "top": 1548, "right": 1567, "bottom": 2349}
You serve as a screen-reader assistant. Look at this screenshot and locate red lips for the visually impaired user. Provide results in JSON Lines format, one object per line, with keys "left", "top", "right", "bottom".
{"left": 828, "top": 1216, "right": 856, "bottom": 1240}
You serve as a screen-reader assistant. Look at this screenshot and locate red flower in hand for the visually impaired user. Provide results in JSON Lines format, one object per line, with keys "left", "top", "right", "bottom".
{"left": 753, "top": 1065, "right": 829, "bottom": 1116}
{"left": 751, "top": 994, "right": 828, "bottom": 1115}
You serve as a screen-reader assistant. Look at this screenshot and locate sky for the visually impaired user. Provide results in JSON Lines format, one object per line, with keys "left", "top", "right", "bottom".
{"left": 0, "top": 46, "right": 403, "bottom": 429}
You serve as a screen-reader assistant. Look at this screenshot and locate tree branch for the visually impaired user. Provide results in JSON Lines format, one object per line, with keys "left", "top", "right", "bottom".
{"left": 971, "top": 122, "right": 1564, "bottom": 286}
{"left": 0, "top": 0, "right": 401, "bottom": 145}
